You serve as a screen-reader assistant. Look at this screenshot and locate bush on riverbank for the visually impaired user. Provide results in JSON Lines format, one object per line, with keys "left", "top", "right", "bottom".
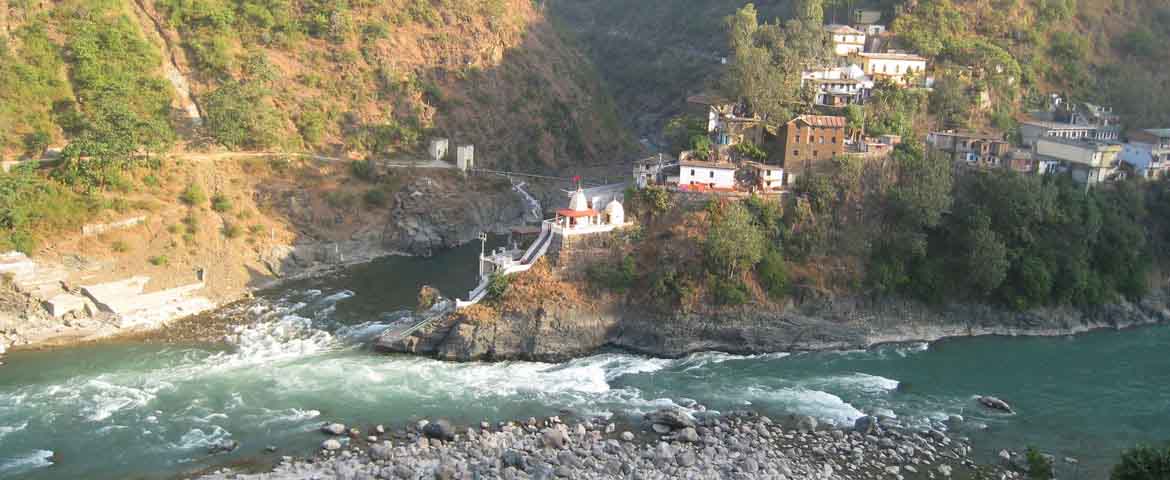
{"left": 1111, "top": 444, "right": 1170, "bottom": 480}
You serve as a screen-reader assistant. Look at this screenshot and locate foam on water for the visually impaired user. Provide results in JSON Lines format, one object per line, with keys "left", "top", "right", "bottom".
{"left": 740, "top": 385, "right": 866, "bottom": 425}
{"left": 802, "top": 373, "right": 901, "bottom": 395}
{"left": 0, "top": 450, "right": 54, "bottom": 475}
{"left": 0, "top": 420, "right": 27, "bottom": 439}
{"left": 178, "top": 426, "right": 231, "bottom": 448}
{"left": 677, "top": 351, "right": 792, "bottom": 370}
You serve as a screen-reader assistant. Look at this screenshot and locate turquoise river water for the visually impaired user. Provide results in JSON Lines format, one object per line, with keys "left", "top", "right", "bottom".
{"left": 1, "top": 243, "right": 1168, "bottom": 479}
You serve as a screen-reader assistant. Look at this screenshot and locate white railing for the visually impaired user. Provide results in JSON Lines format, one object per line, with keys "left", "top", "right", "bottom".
{"left": 456, "top": 221, "right": 555, "bottom": 309}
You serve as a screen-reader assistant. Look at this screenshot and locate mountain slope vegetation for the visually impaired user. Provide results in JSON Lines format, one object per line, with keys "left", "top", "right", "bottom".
{"left": 552, "top": 0, "right": 1170, "bottom": 143}
{"left": 0, "top": 0, "right": 633, "bottom": 171}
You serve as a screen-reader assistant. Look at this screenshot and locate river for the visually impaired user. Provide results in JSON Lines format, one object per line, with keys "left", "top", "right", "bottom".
{"left": 0, "top": 244, "right": 1167, "bottom": 479}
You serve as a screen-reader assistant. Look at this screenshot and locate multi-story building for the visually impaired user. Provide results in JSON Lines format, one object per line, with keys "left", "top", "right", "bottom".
{"left": 826, "top": 25, "right": 866, "bottom": 57}
{"left": 927, "top": 130, "right": 1012, "bottom": 169}
{"left": 1120, "top": 129, "right": 1170, "bottom": 179}
{"left": 777, "top": 115, "right": 848, "bottom": 186}
{"left": 1019, "top": 118, "right": 1121, "bottom": 147}
{"left": 858, "top": 52, "right": 927, "bottom": 85}
{"left": 1035, "top": 137, "right": 1124, "bottom": 188}
{"left": 801, "top": 65, "right": 874, "bottom": 107}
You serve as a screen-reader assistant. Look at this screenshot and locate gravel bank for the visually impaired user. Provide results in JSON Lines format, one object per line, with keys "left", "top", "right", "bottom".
{"left": 196, "top": 407, "right": 1017, "bottom": 480}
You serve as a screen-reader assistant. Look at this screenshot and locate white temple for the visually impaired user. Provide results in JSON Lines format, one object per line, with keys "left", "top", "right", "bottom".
{"left": 550, "top": 187, "right": 625, "bottom": 235}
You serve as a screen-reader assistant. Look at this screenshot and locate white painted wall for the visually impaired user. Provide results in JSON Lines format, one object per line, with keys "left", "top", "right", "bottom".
{"left": 681, "top": 165, "right": 737, "bottom": 189}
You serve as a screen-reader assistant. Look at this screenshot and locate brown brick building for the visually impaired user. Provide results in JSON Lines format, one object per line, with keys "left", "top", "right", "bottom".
{"left": 778, "top": 115, "right": 848, "bottom": 185}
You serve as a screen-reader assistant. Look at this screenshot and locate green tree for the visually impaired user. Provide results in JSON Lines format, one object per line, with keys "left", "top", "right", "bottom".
{"left": 22, "top": 130, "right": 51, "bottom": 159}
{"left": 929, "top": 74, "right": 972, "bottom": 128}
{"left": 203, "top": 80, "right": 281, "bottom": 149}
{"left": 757, "top": 249, "right": 788, "bottom": 300}
{"left": 1026, "top": 447, "right": 1054, "bottom": 480}
{"left": 1111, "top": 444, "right": 1170, "bottom": 480}
{"left": 705, "top": 201, "right": 766, "bottom": 279}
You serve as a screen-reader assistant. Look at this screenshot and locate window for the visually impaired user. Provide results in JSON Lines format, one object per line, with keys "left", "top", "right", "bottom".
{"left": 832, "top": 137, "right": 837, "bottom": 144}
{"left": 690, "top": 169, "right": 695, "bottom": 176}
{"left": 709, "top": 171, "right": 715, "bottom": 178}
{"left": 793, "top": 150, "right": 800, "bottom": 157}
{"left": 819, "top": 136, "right": 825, "bottom": 144}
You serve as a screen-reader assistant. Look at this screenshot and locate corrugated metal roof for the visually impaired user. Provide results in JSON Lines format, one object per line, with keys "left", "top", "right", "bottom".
{"left": 790, "top": 115, "right": 847, "bottom": 128}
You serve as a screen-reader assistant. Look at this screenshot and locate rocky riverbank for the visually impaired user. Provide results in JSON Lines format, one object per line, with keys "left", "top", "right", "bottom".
{"left": 379, "top": 281, "right": 1170, "bottom": 362}
{"left": 0, "top": 166, "right": 551, "bottom": 353}
{"left": 196, "top": 406, "right": 1014, "bottom": 480}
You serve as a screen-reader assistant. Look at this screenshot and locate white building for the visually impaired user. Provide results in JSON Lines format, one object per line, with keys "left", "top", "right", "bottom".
{"left": 801, "top": 65, "right": 874, "bottom": 107}
{"left": 1120, "top": 128, "right": 1170, "bottom": 179}
{"left": 858, "top": 52, "right": 927, "bottom": 85}
{"left": 428, "top": 138, "right": 449, "bottom": 161}
{"left": 456, "top": 144, "right": 475, "bottom": 171}
{"left": 679, "top": 160, "right": 737, "bottom": 191}
{"left": 826, "top": 25, "right": 866, "bottom": 57}
{"left": 744, "top": 161, "right": 784, "bottom": 191}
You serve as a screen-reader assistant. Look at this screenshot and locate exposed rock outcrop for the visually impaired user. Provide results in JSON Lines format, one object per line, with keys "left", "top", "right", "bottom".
{"left": 379, "top": 286, "right": 1170, "bottom": 361}
{"left": 381, "top": 176, "right": 531, "bottom": 256}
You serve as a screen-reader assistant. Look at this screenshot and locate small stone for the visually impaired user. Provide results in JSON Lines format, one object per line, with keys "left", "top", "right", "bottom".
{"left": 741, "top": 458, "right": 759, "bottom": 473}
{"left": 937, "top": 464, "right": 953, "bottom": 477}
{"left": 375, "top": 425, "right": 385, "bottom": 434}
{"left": 621, "top": 431, "right": 635, "bottom": 441}
{"left": 651, "top": 423, "right": 672, "bottom": 434}
{"left": 265, "top": 445, "right": 277, "bottom": 453}
{"left": 321, "top": 439, "right": 342, "bottom": 451}
{"left": 367, "top": 435, "right": 378, "bottom": 442}
{"left": 677, "top": 450, "right": 697, "bottom": 467}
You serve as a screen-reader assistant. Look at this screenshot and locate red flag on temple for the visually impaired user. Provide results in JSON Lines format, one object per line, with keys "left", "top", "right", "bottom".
{"left": 572, "top": 175, "right": 581, "bottom": 185}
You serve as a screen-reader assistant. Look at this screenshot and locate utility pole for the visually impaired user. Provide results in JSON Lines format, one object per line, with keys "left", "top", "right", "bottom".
{"left": 477, "top": 232, "right": 488, "bottom": 278}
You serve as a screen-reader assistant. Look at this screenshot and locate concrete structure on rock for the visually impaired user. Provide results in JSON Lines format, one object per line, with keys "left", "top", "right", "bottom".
{"left": 428, "top": 138, "right": 449, "bottom": 161}
{"left": 456, "top": 145, "right": 475, "bottom": 171}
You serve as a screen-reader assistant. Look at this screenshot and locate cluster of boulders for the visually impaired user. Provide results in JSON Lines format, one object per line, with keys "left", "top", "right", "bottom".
{"left": 197, "top": 404, "right": 1025, "bottom": 480}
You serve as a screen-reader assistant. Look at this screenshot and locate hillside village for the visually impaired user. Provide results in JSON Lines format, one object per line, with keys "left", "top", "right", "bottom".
{"left": 631, "top": 6, "right": 1169, "bottom": 195}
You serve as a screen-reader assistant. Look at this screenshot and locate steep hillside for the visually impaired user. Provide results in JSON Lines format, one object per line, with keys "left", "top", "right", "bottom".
{"left": 552, "top": 0, "right": 1170, "bottom": 141}
{"left": 0, "top": 0, "right": 633, "bottom": 170}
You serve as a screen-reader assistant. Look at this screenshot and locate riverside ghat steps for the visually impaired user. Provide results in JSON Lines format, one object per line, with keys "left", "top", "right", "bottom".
{"left": 1, "top": 250, "right": 214, "bottom": 332}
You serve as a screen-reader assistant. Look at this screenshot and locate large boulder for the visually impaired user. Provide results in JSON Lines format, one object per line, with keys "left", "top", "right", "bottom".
{"left": 542, "top": 428, "right": 570, "bottom": 449}
{"left": 644, "top": 407, "right": 696, "bottom": 430}
{"left": 976, "top": 396, "right": 1014, "bottom": 414}
{"left": 423, "top": 419, "right": 456, "bottom": 441}
{"left": 793, "top": 415, "right": 818, "bottom": 433}
{"left": 853, "top": 415, "right": 879, "bottom": 435}
{"left": 322, "top": 423, "right": 347, "bottom": 435}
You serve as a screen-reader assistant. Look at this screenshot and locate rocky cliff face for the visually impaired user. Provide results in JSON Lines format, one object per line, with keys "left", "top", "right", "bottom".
{"left": 380, "top": 175, "right": 531, "bottom": 256}
{"left": 379, "top": 288, "right": 1170, "bottom": 362}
